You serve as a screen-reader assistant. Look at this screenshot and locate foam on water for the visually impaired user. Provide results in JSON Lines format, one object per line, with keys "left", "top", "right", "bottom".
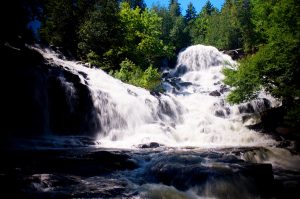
{"left": 33, "top": 45, "right": 277, "bottom": 149}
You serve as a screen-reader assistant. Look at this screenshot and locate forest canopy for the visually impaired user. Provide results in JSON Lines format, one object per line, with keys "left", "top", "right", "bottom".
{"left": 3, "top": 0, "right": 300, "bottom": 127}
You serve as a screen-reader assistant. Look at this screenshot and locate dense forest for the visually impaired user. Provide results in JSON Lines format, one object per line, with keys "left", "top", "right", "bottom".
{"left": 3, "top": 0, "right": 300, "bottom": 128}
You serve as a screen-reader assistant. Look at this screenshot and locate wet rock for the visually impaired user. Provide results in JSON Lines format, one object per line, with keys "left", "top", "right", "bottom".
{"left": 127, "top": 89, "right": 138, "bottom": 97}
{"left": 238, "top": 103, "right": 255, "bottom": 114}
{"left": 87, "top": 151, "right": 138, "bottom": 171}
{"left": 223, "top": 49, "right": 245, "bottom": 60}
{"left": 243, "top": 114, "right": 261, "bottom": 126}
{"left": 47, "top": 70, "right": 100, "bottom": 135}
{"left": 214, "top": 81, "right": 221, "bottom": 85}
{"left": 1, "top": 46, "right": 50, "bottom": 139}
{"left": 150, "top": 90, "right": 161, "bottom": 97}
{"left": 78, "top": 71, "right": 88, "bottom": 79}
{"left": 219, "top": 85, "right": 230, "bottom": 93}
{"left": 225, "top": 107, "right": 231, "bottom": 115}
{"left": 158, "top": 100, "right": 174, "bottom": 117}
{"left": 263, "top": 98, "right": 271, "bottom": 109}
{"left": 148, "top": 152, "right": 274, "bottom": 197}
{"left": 215, "top": 110, "right": 225, "bottom": 118}
{"left": 178, "top": 82, "right": 192, "bottom": 87}
{"left": 277, "top": 140, "right": 292, "bottom": 148}
{"left": 259, "top": 107, "right": 285, "bottom": 131}
{"left": 209, "top": 90, "right": 221, "bottom": 96}
{"left": 16, "top": 174, "right": 129, "bottom": 198}
{"left": 26, "top": 174, "right": 78, "bottom": 192}
{"left": 162, "top": 72, "right": 170, "bottom": 78}
{"left": 1, "top": 44, "right": 101, "bottom": 139}
{"left": 139, "top": 142, "right": 162, "bottom": 149}
{"left": 174, "top": 65, "right": 187, "bottom": 76}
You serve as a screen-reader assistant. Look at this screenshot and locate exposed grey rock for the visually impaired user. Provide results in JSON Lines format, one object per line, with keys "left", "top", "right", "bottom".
{"left": 209, "top": 90, "right": 221, "bottom": 96}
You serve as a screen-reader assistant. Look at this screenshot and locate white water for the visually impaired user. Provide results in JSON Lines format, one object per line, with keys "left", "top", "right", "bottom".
{"left": 33, "top": 45, "right": 278, "bottom": 149}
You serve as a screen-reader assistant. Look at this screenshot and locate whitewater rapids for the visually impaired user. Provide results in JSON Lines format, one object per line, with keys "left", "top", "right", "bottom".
{"left": 34, "top": 45, "right": 278, "bottom": 149}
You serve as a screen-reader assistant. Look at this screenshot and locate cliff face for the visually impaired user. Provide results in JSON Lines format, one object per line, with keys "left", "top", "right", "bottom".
{"left": 1, "top": 43, "right": 100, "bottom": 143}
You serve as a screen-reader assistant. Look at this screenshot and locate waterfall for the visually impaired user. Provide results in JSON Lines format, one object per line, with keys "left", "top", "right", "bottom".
{"left": 33, "top": 45, "right": 277, "bottom": 148}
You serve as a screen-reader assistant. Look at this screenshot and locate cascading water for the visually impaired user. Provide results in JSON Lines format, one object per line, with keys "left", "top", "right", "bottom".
{"left": 6, "top": 45, "right": 300, "bottom": 199}
{"left": 33, "top": 44, "right": 277, "bottom": 149}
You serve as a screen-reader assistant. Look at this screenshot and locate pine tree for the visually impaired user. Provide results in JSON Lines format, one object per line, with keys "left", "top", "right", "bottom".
{"left": 77, "top": 0, "right": 122, "bottom": 69}
{"left": 185, "top": 2, "right": 197, "bottom": 22}
{"left": 169, "top": 0, "right": 181, "bottom": 17}
{"left": 124, "top": 0, "right": 146, "bottom": 9}
{"left": 40, "top": 0, "right": 78, "bottom": 54}
{"left": 203, "top": 0, "right": 215, "bottom": 15}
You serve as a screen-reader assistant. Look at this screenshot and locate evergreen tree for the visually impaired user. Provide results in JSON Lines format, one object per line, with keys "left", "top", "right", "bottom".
{"left": 169, "top": 0, "right": 181, "bottom": 17}
{"left": 202, "top": 0, "right": 215, "bottom": 15}
{"left": 189, "top": 0, "right": 217, "bottom": 45}
{"left": 206, "top": 0, "right": 241, "bottom": 49}
{"left": 77, "top": 0, "right": 122, "bottom": 69}
{"left": 40, "top": 0, "right": 78, "bottom": 54}
{"left": 124, "top": 0, "right": 146, "bottom": 9}
{"left": 236, "top": 0, "right": 257, "bottom": 52}
{"left": 185, "top": 2, "right": 197, "bottom": 22}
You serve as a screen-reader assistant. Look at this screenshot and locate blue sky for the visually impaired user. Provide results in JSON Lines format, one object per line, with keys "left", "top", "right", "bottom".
{"left": 145, "top": 0, "right": 225, "bottom": 14}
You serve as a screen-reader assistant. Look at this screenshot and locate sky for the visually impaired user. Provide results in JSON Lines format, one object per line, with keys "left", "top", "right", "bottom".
{"left": 145, "top": 0, "right": 225, "bottom": 14}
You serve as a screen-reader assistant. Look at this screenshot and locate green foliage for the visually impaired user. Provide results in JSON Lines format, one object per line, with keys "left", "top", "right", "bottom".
{"left": 141, "top": 65, "right": 162, "bottom": 90}
{"left": 185, "top": 2, "right": 197, "bottom": 22}
{"left": 114, "top": 59, "right": 161, "bottom": 90}
{"left": 154, "top": 1, "right": 190, "bottom": 55}
{"left": 205, "top": 0, "right": 242, "bottom": 49}
{"left": 77, "top": 0, "right": 121, "bottom": 70}
{"left": 284, "top": 101, "right": 300, "bottom": 128}
{"left": 188, "top": 1, "right": 217, "bottom": 45}
{"left": 169, "top": 0, "right": 181, "bottom": 17}
{"left": 188, "top": 0, "right": 257, "bottom": 51}
{"left": 114, "top": 59, "right": 142, "bottom": 83}
{"left": 236, "top": 0, "right": 257, "bottom": 52}
{"left": 223, "top": 57, "right": 261, "bottom": 103}
{"left": 86, "top": 51, "right": 102, "bottom": 67}
{"left": 119, "top": 2, "right": 173, "bottom": 68}
{"left": 123, "top": 0, "right": 146, "bottom": 9}
{"left": 224, "top": 0, "right": 300, "bottom": 127}
{"left": 40, "top": 0, "right": 78, "bottom": 54}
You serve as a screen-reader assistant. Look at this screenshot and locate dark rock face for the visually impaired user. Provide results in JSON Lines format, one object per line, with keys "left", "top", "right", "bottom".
{"left": 1, "top": 43, "right": 100, "bottom": 141}
{"left": 238, "top": 103, "right": 255, "bottom": 114}
{"left": 173, "top": 65, "right": 188, "bottom": 76}
{"left": 223, "top": 49, "right": 245, "bottom": 60}
{"left": 215, "top": 110, "right": 225, "bottom": 118}
{"left": 150, "top": 90, "right": 161, "bottom": 97}
{"left": 139, "top": 142, "right": 161, "bottom": 149}
{"left": 147, "top": 151, "right": 275, "bottom": 198}
{"left": 219, "top": 85, "right": 230, "bottom": 93}
{"left": 209, "top": 90, "right": 221, "bottom": 96}
{"left": 2, "top": 44, "right": 47, "bottom": 138}
{"left": 47, "top": 68, "right": 100, "bottom": 135}
{"left": 1, "top": 148, "right": 299, "bottom": 198}
{"left": 0, "top": 149, "right": 137, "bottom": 198}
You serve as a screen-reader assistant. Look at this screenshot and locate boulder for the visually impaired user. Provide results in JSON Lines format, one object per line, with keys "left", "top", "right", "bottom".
{"left": 219, "top": 85, "right": 230, "bottom": 93}
{"left": 238, "top": 103, "right": 255, "bottom": 114}
{"left": 243, "top": 114, "right": 261, "bottom": 126}
{"left": 147, "top": 152, "right": 274, "bottom": 197}
{"left": 139, "top": 142, "right": 162, "bottom": 149}
{"left": 209, "top": 90, "right": 221, "bottom": 96}
{"left": 215, "top": 110, "right": 225, "bottom": 118}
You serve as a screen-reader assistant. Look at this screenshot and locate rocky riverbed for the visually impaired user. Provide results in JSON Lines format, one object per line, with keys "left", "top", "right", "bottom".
{"left": 1, "top": 140, "right": 300, "bottom": 198}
